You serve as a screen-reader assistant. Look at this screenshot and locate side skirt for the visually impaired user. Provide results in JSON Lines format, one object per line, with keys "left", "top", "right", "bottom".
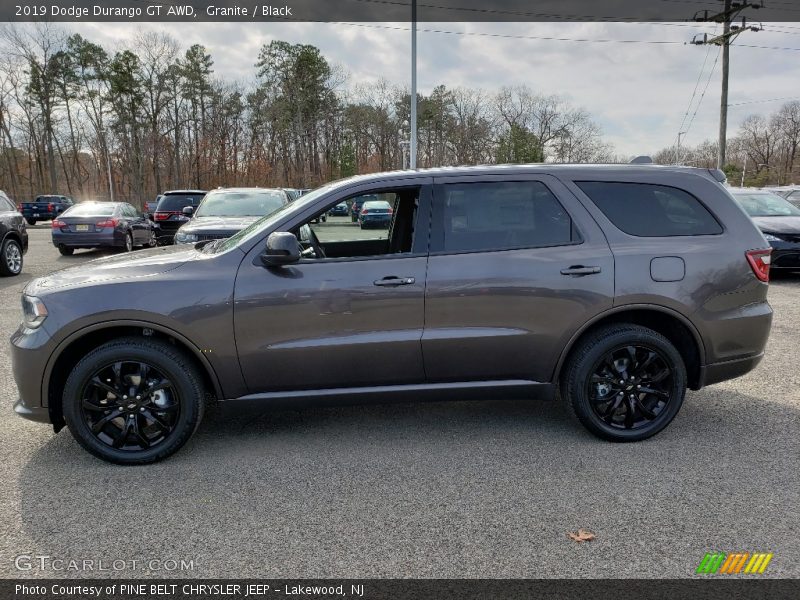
{"left": 220, "top": 380, "right": 555, "bottom": 416}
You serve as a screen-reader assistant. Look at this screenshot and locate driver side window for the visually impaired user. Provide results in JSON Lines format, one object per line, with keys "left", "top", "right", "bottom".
{"left": 295, "top": 187, "right": 420, "bottom": 260}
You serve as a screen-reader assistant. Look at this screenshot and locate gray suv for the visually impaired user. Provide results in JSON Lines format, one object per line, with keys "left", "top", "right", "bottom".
{"left": 11, "top": 165, "right": 773, "bottom": 463}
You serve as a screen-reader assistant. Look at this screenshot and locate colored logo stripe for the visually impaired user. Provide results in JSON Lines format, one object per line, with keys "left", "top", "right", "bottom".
{"left": 696, "top": 552, "right": 773, "bottom": 574}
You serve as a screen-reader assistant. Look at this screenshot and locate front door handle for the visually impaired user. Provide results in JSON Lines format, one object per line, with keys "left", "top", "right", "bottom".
{"left": 560, "top": 265, "right": 601, "bottom": 276}
{"left": 373, "top": 276, "right": 416, "bottom": 287}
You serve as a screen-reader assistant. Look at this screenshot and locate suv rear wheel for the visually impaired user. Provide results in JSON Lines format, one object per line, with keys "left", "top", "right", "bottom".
{"left": 62, "top": 337, "right": 205, "bottom": 464}
{"left": 561, "top": 324, "right": 687, "bottom": 442}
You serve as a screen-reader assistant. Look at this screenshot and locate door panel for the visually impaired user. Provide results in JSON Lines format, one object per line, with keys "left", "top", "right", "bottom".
{"left": 234, "top": 256, "right": 428, "bottom": 392}
{"left": 233, "top": 181, "right": 432, "bottom": 394}
{"left": 423, "top": 174, "right": 615, "bottom": 384}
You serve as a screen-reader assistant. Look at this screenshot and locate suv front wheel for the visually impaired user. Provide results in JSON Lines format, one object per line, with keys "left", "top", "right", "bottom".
{"left": 561, "top": 324, "right": 687, "bottom": 442}
{"left": 62, "top": 337, "right": 205, "bottom": 464}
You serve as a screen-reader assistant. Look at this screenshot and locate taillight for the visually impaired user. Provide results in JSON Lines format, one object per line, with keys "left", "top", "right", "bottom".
{"left": 96, "top": 218, "right": 119, "bottom": 228}
{"left": 51, "top": 219, "right": 65, "bottom": 228}
{"left": 154, "top": 212, "right": 170, "bottom": 221}
{"left": 361, "top": 208, "right": 368, "bottom": 215}
{"left": 48, "top": 203, "right": 54, "bottom": 212}
{"left": 16, "top": 203, "right": 22, "bottom": 211}
{"left": 745, "top": 248, "right": 771, "bottom": 282}
{"left": 388, "top": 207, "right": 394, "bottom": 214}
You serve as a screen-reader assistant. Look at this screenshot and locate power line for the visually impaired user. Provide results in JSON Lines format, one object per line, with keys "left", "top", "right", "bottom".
{"left": 729, "top": 96, "right": 800, "bottom": 107}
{"left": 675, "top": 25, "right": 717, "bottom": 161}
{"left": 681, "top": 45, "right": 722, "bottom": 149}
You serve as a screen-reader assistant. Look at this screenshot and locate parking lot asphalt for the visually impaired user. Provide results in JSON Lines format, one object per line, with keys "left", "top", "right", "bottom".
{"left": 0, "top": 227, "right": 797, "bottom": 579}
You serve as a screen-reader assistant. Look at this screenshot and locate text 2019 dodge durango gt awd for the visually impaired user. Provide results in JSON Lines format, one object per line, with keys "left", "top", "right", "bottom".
{"left": 11, "top": 165, "right": 772, "bottom": 463}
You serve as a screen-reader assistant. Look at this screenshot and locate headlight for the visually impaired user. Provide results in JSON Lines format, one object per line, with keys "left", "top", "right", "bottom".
{"left": 175, "top": 231, "right": 197, "bottom": 244}
{"left": 763, "top": 233, "right": 782, "bottom": 242}
{"left": 21, "top": 295, "right": 48, "bottom": 329}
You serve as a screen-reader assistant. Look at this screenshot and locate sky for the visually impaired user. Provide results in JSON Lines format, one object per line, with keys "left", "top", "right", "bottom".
{"left": 70, "top": 20, "right": 800, "bottom": 157}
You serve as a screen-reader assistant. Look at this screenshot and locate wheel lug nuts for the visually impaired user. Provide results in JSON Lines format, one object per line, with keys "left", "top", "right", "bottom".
{"left": 123, "top": 395, "right": 128, "bottom": 399}
{"left": 140, "top": 407, "right": 145, "bottom": 412}
{"left": 136, "top": 396, "right": 141, "bottom": 400}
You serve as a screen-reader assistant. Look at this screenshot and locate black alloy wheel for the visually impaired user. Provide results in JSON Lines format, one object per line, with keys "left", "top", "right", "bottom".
{"left": 562, "top": 324, "right": 687, "bottom": 442}
{"left": 78, "top": 360, "right": 180, "bottom": 451}
{"left": 587, "top": 344, "right": 673, "bottom": 430}
{"left": 63, "top": 337, "right": 205, "bottom": 464}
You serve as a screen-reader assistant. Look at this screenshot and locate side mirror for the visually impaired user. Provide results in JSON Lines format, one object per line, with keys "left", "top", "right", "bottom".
{"left": 261, "top": 231, "right": 300, "bottom": 267}
{"left": 182, "top": 206, "right": 194, "bottom": 216}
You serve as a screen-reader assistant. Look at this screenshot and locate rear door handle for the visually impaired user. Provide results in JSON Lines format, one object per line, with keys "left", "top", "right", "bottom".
{"left": 560, "top": 265, "right": 601, "bottom": 276}
{"left": 373, "top": 276, "right": 416, "bottom": 287}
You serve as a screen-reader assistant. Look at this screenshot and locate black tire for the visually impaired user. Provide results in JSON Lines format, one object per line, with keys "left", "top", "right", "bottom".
{"left": 25, "top": 218, "right": 36, "bottom": 226}
{"left": 0, "top": 238, "right": 23, "bottom": 276}
{"left": 122, "top": 232, "right": 133, "bottom": 252}
{"left": 561, "top": 324, "right": 686, "bottom": 442}
{"left": 58, "top": 245, "right": 74, "bottom": 256}
{"left": 147, "top": 230, "right": 157, "bottom": 248}
{"left": 62, "top": 337, "right": 205, "bottom": 464}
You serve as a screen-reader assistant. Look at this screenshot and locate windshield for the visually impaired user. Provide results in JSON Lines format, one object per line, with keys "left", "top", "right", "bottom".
{"left": 210, "top": 184, "right": 334, "bottom": 254}
{"left": 733, "top": 192, "right": 800, "bottom": 217}
{"left": 195, "top": 190, "right": 287, "bottom": 218}
{"left": 157, "top": 194, "right": 206, "bottom": 212}
{"left": 62, "top": 203, "right": 116, "bottom": 217}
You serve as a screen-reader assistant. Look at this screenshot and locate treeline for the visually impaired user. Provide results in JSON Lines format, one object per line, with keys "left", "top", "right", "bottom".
{"left": 653, "top": 101, "right": 800, "bottom": 186}
{"left": 0, "top": 23, "right": 613, "bottom": 207}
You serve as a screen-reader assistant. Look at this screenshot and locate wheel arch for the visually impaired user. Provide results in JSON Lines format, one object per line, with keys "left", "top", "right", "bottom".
{"left": 554, "top": 304, "right": 706, "bottom": 391}
{"left": 2, "top": 229, "right": 23, "bottom": 247}
{"left": 44, "top": 320, "right": 223, "bottom": 429}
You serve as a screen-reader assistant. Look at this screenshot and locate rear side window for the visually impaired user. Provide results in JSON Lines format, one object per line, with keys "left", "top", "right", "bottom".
{"left": 439, "top": 181, "right": 577, "bottom": 252}
{"left": 577, "top": 182, "right": 722, "bottom": 237}
{"left": 157, "top": 194, "right": 205, "bottom": 211}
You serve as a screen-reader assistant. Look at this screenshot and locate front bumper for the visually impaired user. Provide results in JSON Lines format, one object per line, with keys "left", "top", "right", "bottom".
{"left": 10, "top": 324, "right": 55, "bottom": 425}
{"left": 769, "top": 240, "right": 800, "bottom": 269}
{"left": 13, "top": 397, "right": 50, "bottom": 423}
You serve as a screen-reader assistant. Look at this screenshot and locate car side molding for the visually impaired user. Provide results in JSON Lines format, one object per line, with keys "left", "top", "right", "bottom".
{"left": 221, "top": 380, "right": 556, "bottom": 415}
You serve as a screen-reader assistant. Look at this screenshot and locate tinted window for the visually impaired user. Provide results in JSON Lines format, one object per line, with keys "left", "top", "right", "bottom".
{"left": 195, "top": 190, "right": 287, "bottom": 218}
{"left": 157, "top": 194, "right": 205, "bottom": 211}
{"left": 732, "top": 192, "right": 800, "bottom": 217}
{"left": 62, "top": 203, "right": 116, "bottom": 217}
{"left": 577, "top": 182, "right": 722, "bottom": 237}
{"left": 439, "top": 181, "right": 575, "bottom": 252}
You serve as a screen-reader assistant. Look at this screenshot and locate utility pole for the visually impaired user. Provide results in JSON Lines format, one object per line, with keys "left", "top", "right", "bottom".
{"left": 691, "top": 1, "right": 762, "bottom": 170}
{"left": 410, "top": 0, "right": 417, "bottom": 170}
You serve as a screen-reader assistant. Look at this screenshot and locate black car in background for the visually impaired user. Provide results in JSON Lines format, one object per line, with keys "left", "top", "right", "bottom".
{"left": 153, "top": 190, "right": 207, "bottom": 244}
{"left": 174, "top": 188, "right": 290, "bottom": 244}
{"left": 328, "top": 202, "right": 348, "bottom": 217}
{"left": 730, "top": 188, "right": 800, "bottom": 271}
{"left": 52, "top": 201, "right": 157, "bottom": 255}
{"left": 0, "top": 190, "right": 28, "bottom": 276}
{"left": 350, "top": 194, "right": 377, "bottom": 222}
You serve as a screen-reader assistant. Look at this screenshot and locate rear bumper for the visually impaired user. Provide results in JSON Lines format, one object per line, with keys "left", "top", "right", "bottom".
{"left": 52, "top": 230, "right": 124, "bottom": 248}
{"left": 698, "top": 352, "right": 765, "bottom": 388}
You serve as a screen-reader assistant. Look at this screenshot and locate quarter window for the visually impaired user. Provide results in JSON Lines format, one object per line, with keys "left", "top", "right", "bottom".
{"left": 439, "top": 181, "right": 576, "bottom": 252}
{"left": 577, "top": 181, "right": 722, "bottom": 237}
